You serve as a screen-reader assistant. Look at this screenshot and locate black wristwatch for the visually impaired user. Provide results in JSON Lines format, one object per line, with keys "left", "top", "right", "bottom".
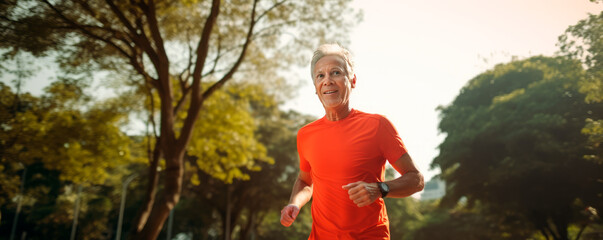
{"left": 377, "top": 182, "right": 390, "bottom": 198}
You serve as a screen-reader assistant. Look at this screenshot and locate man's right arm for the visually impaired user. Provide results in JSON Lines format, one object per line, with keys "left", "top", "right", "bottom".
{"left": 280, "top": 170, "right": 313, "bottom": 227}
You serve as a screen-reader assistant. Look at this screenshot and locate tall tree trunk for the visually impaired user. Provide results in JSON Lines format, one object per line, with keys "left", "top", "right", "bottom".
{"left": 134, "top": 149, "right": 184, "bottom": 240}
{"left": 131, "top": 0, "right": 250, "bottom": 237}
{"left": 131, "top": 139, "right": 161, "bottom": 236}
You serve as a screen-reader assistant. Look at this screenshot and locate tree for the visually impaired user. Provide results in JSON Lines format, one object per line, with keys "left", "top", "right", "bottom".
{"left": 558, "top": 11, "right": 603, "bottom": 169}
{"left": 0, "top": 77, "right": 134, "bottom": 194}
{"left": 0, "top": 79, "right": 140, "bottom": 239}
{"left": 0, "top": 0, "right": 360, "bottom": 238}
{"left": 433, "top": 56, "right": 603, "bottom": 240}
{"left": 178, "top": 81, "right": 278, "bottom": 239}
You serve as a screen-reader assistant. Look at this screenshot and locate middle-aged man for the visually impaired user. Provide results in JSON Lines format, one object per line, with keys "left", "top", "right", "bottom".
{"left": 280, "top": 43, "right": 425, "bottom": 239}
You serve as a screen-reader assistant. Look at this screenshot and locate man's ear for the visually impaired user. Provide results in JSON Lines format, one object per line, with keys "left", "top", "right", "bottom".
{"left": 351, "top": 74, "right": 357, "bottom": 88}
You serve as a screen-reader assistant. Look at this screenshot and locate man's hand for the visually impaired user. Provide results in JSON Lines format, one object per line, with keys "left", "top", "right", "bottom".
{"left": 280, "top": 204, "right": 300, "bottom": 227}
{"left": 342, "top": 181, "right": 381, "bottom": 207}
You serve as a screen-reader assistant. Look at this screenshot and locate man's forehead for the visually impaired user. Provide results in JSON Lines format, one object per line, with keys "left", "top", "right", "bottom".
{"left": 315, "top": 55, "right": 346, "bottom": 68}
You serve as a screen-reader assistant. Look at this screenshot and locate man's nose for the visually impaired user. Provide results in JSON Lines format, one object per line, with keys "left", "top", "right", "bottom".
{"left": 323, "top": 75, "right": 335, "bottom": 85}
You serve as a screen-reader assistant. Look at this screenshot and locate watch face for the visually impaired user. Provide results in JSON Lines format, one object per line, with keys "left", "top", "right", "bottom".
{"left": 381, "top": 183, "right": 389, "bottom": 192}
{"left": 379, "top": 182, "right": 389, "bottom": 197}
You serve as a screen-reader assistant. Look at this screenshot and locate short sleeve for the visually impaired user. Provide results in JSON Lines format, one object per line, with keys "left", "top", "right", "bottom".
{"left": 377, "top": 116, "right": 407, "bottom": 164}
{"left": 297, "top": 130, "right": 311, "bottom": 172}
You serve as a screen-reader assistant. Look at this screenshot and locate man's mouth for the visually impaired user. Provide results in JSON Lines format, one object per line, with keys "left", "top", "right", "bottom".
{"left": 323, "top": 90, "right": 338, "bottom": 94}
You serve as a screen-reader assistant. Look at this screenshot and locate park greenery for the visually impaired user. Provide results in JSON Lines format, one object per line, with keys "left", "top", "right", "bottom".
{"left": 0, "top": 1, "right": 602, "bottom": 240}
{"left": 431, "top": 11, "right": 603, "bottom": 240}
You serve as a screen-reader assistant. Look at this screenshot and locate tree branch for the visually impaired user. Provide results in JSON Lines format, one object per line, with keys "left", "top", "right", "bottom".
{"left": 42, "top": 0, "right": 133, "bottom": 60}
{"left": 146, "top": 87, "right": 159, "bottom": 139}
{"left": 255, "top": 0, "right": 288, "bottom": 22}
{"left": 178, "top": 30, "right": 195, "bottom": 83}
{"left": 173, "top": 68, "right": 193, "bottom": 114}
{"left": 104, "top": 0, "right": 164, "bottom": 77}
{"left": 198, "top": 4, "right": 301, "bottom": 79}
{"left": 172, "top": 85, "right": 191, "bottom": 115}
{"left": 138, "top": 0, "right": 169, "bottom": 80}
{"left": 203, "top": 34, "right": 223, "bottom": 77}
{"left": 201, "top": 0, "right": 259, "bottom": 100}
{"left": 253, "top": 17, "right": 318, "bottom": 39}
{"left": 190, "top": 0, "right": 221, "bottom": 85}
{"left": 104, "top": 0, "right": 137, "bottom": 34}
{"left": 50, "top": 18, "right": 157, "bottom": 88}
{"left": 128, "top": 51, "right": 158, "bottom": 88}
{"left": 77, "top": 0, "right": 111, "bottom": 26}
{"left": 174, "top": 0, "right": 221, "bottom": 148}
{"left": 130, "top": 17, "right": 162, "bottom": 72}
{"left": 173, "top": 33, "right": 195, "bottom": 115}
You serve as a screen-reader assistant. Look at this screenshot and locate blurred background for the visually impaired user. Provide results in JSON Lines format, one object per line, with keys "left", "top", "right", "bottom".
{"left": 0, "top": 0, "right": 602, "bottom": 239}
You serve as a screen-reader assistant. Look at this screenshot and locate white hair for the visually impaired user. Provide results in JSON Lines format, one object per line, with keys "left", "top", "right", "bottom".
{"left": 310, "top": 43, "right": 355, "bottom": 80}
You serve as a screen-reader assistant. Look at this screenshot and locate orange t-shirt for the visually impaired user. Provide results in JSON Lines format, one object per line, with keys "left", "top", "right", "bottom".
{"left": 297, "top": 109, "right": 407, "bottom": 240}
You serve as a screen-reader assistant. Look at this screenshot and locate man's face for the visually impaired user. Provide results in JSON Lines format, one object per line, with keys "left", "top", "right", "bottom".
{"left": 313, "top": 55, "right": 356, "bottom": 109}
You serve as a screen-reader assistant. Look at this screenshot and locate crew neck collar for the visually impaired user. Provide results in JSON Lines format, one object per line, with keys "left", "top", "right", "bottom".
{"left": 322, "top": 108, "right": 357, "bottom": 123}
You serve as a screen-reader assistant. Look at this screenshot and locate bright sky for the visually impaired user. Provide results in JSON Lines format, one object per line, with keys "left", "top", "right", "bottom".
{"left": 283, "top": 0, "right": 603, "bottom": 188}
{"left": 10, "top": 0, "right": 602, "bottom": 197}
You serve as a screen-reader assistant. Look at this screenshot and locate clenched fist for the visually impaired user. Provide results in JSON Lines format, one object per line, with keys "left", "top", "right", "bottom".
{"left": 342, "top": 181, "right": 380, "bottom": 207}
{"left": 280, "top": 204, "right": 300, "bottom": 227}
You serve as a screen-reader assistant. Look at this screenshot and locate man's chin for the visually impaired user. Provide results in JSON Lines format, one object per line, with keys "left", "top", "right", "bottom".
{"left": 320, "top": 101, "right": 346, "bottom": 109}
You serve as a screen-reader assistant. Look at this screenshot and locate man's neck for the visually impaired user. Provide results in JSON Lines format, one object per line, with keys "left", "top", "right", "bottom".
{"left": 324, "top": 105, "right": 352, "bottom": 121}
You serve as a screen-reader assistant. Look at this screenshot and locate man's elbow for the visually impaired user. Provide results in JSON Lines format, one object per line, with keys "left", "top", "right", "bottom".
{"left": 414, "top": 172, "right": 425, "bottom": 193}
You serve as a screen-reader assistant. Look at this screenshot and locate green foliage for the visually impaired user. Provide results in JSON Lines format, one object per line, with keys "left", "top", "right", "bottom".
{"left": 0, "top": 162, "right": 69, "bottom": 239}
{"left": 434, "top": 56, "right": 603, "bottom": 239}
{"left": 412, "top": 202, "right": 534, "bottom": 240}
{"left": 43, "top": 81, "right": 132, "bottom": 184}
{"left": 239, "top": 109, "right": 316, "bottom": 239}
{"left": 385, "top": 197, "right": 423, "bottom": 240}
{"left": 186, "top": 82, "right": 274, "bottom": 183}
{"left": 0, "top": 78, "right": 143, "bottom": 239}
{"left": 558, "top": 10, "right": 603, "bottom": 170}
{"left": 0, "top": 79, "right": 132, "bottom": 185}
{"left": 558, "top": 10, "right": 602, "bottom": 104}
{"left": 257, "top": 204, "right": 312, "bottom": 240}
{"left": 582, "top": 118, "right": 603, "bottom": 163}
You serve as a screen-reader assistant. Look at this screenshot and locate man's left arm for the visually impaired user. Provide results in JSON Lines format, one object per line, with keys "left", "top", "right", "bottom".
{"left": 343, "top": 153, "right": 424, "bottom": 207}
{"left": 384, "top": 153, "right": 424, "bottom": 198}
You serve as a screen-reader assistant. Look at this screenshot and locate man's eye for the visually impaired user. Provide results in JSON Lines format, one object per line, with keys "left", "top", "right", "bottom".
{"left": 317, "top": 74, "right": 324, "bottom": 78}
{"left": 333, "top": 71, "right": 340, "bottom": 75}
